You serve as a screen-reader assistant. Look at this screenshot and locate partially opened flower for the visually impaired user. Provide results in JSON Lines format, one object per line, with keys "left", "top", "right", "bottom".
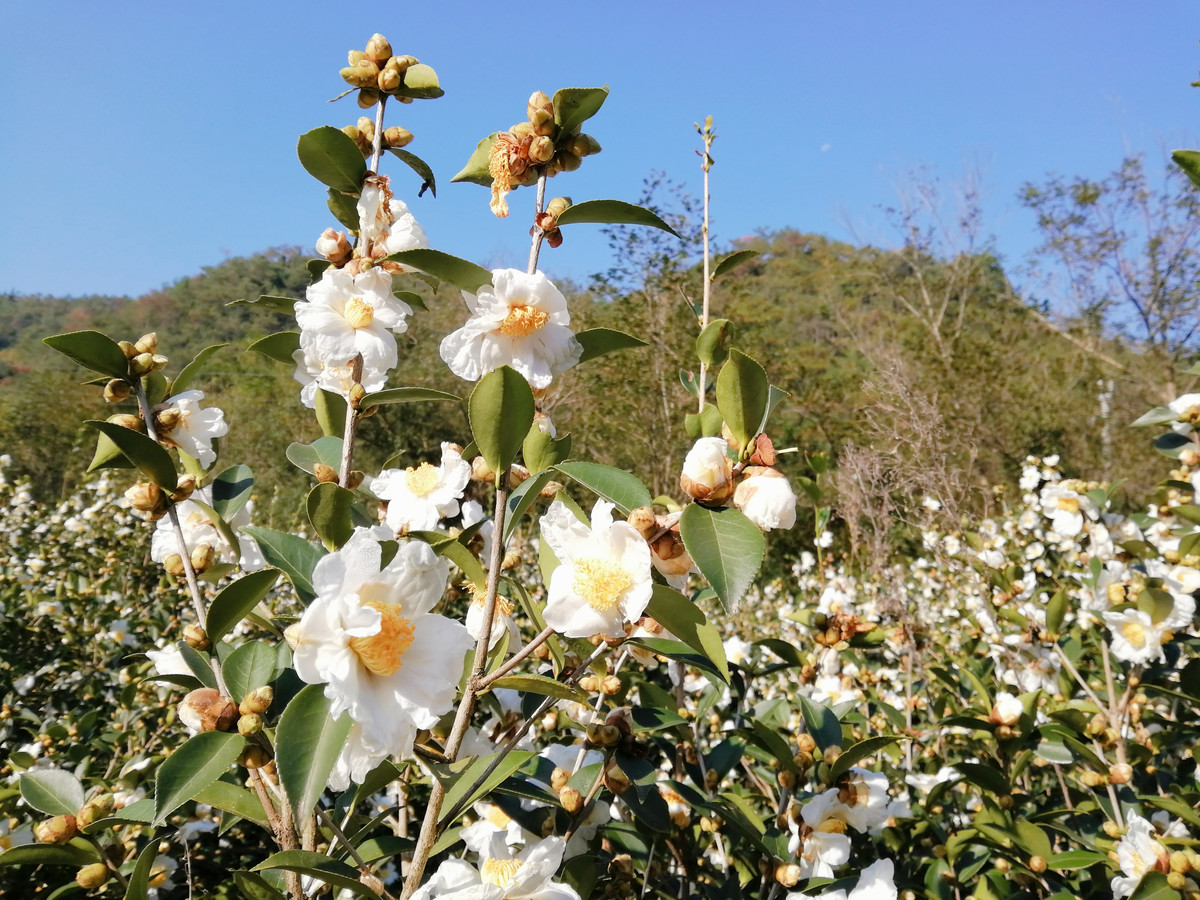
{"left": 789, "top": 790, "right": 852, "bottom": 878}
{"left": 357, "top": 174, "right": 429, "bottom": 261}
{"left": 152, "top": 391, "right": 227, "bottom": 468}
{"left": 296, "top": 266, "right": 410, "bottom": 374}
{"left": 292, "top": 345, "right": 387, "bottom": 408}
{"left": 411, "top": 834, "right": 580, "bottom": 900}
{"left": 439, "top": 269, "right": 582, "bottom": 389}
{"left": 733, "top": 466, "right": 798, "bottom": 530}
{"left": 1112, "top": 814, "right": 1170, "bottom": 898}
{"left": 150, "top": 487, "right": 264, "bottom": 572}
{"left": 787, "top": 859, "right": 897, "bottom": 900}
{"left": 288, "top": 531, "right": 473, "bottom": 776}
{"left": 373, "top": 443, "right": 472, "bottom": 533}
{"left": 539, "top": 499, "right": 653, "bottom": 639}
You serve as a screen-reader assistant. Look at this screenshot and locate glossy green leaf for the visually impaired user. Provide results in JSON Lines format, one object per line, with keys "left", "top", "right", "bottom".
{"left": 206, "top": 569, "right": 280, "bottom": 645}
{"left": 679, "top": 504, "right": 764, "bottom": 611}
{"left": 827, "top": 736, "right": 902, "bottom": 781}
{"left": 505, "top": 471, "right": 554, "bottom": 540}
{"left": 683, "top": 404, "right": 724, "bottom": 440}
{"left": 233, "top": 871, "right": 287, "bottom": 900}
{"left": 1034, "top": 739, "right": 1073, "bottom": 765}
{"left": 87, "top": 430, "right": 134, "bottom": 473}
{"left": 385, "top": 248, "right": 491, "bottom": 293}
{"left": 1128, "top": 872, "right": 1183, "bottom": 900}
{"left": 123, "top": 840, "right": 159, "bottom": 900}
{"left": 552, "top": 461, "right": 652, "bottom": 516}
{"left": 575, "top": 327, "right": 649, "bottom": 363}
{"left": 327, "top": 188, "right": 359, "bottom": 232}
{"left": 628, "top": 637, "right": 726, "bottom": 684}
{"left": 170, "top": 343, "right": 228, "bottom": 394}
{"left": 223, "top": 641, "right": 280, "bottom": 704}
{"left": 81, "top": 798, "right": 155, "bottom": 833}
{"left": 695, "top": 319, "right": 732, "bottom": 366}
{"left": 490, "top": 674, "right": 588, "bottom": 703}
{"left": 715, "top": 349, "right": 769, "bottom": 451}
{"left": 470, "top": 366, "right": 535, "bottom": 477}
{"left": 797, "top": 695, "right": 843, "bottom": 753}
{"left": 712, "top": 249, "right": 760, "bottom": 280}
{"left": 360, "top": 386, "right": 461, "bottom": 406}
{"left": 1173, "top": 149, "right": 1200, "bottom": 189}
{"left": 645, "top": 584, "right": 729, "bottom": 682}
{"left": 386, "top": 147, "right": 436, "bottom": 197}
{"left": 241, "top": 527, "right": 325, "bottom": 604}
{"left": 276, "top": 685, "right": 354, "bottom": 826}
{"left": 192, "top": 780, "right": 269, "bottom": 827}
{"left": 44, "top": 330, "right": 130, "bottom": 379}
{"left": 522, "top": 424, "right": 571, "bottom": 476}
{"left": 435, "top": 750, "right": 537, "bottom": 828}
{"left": 297, "top": 126, "right": 367, "bottom": 194}
{"left": 552, "top": 85, "right": 609, "bottom": 134}
{"left": 255, "top": 851, "right": 380, "bottom": 898}
{"left": 19, "top": 769, "right": 85, "bottom": 816}
{"left": 1047, "top": 850, "right": 1113, "bottom": 872}
{"left": 555, "top": 199, "right": 679, "bottom": 237}
{"left": 957, "top": 762, "right": 1011, "bottom": 795}
{"left": 286, "top": 435, "right": 343, "bottom": 477}
{"left": 85, "top": 420, "right": 176, "bottom": 488}
{"left": 212, "top": 464, "right": 255, "bottom": 520}
{"left": 315, "top": 388, "right": 346, "bottom": 438}
{"left": 451, "top": 133, "right": 499, "bottom": 186}
{"left": 247, "top": 332, "right": 301, "bottom": 364}
{"left": 227, "top": 295, "right": 299, "bottom": 314}
{"left": 153, "top": 731, "right": 245, "bottom": 824}
{"left": 0, "top": 842, "right": 99, "bottom": 868}
{"left": 391, "top": 62, "right": 444, "bottom": 99}
{"left": 307, "top": 482, "right": 355, "bottom": 550}
{"left": 180, "top": 643, "right": 219, "bottom": 689}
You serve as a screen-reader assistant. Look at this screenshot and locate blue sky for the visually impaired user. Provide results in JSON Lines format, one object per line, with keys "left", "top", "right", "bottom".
{"left": 2, "top": 2, "right": 1198, "bottom": 299}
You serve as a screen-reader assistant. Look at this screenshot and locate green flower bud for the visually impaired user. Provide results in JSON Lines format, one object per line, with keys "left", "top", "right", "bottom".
{"left": 76, "top": 863, "right": 110, "bottom": 889}
{"left": 357, "top": 88, "right": 381, "bottom": 109}
{"left": 238, "top": 713, "right": 263, "bottom": 737}
{"left": 103, "top": 379, "right": 131, "bottom": 403}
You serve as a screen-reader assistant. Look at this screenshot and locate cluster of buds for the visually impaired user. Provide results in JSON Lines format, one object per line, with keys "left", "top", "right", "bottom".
{"left": 811, "top": 612, "right": 877, "bottom": 649}
{"left": 679, "top": 433, "right": 798, "bottom": 531}
{"left": 487, "top": 91, "right": 601, "bottom": 218}
{"left": 343, "top": 115, "right": 413, "bottom": 157}
{"left": 340, "top": 34, "right": 419, "bottom": 108}
{"left": 533, "top": 195, "right": 572, "bottom": 249}
{"left": 117, "top": 332, "right": 168, "bottom": 380}
{"left": 628, "top": 507, "right": 696, "bottom": 583}
{"left": 178, "top": 687, "right": 238, "bottom": 734}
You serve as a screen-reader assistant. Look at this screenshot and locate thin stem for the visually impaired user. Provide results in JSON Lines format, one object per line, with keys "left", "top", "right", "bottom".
{"left": 1099, "top": 639, "right": 1130, "bottom": 767}
{"left": 316, "top": 806, "right": 397, "bottom": 900}
{"left": 339, "top": 354, "right": 364, "bottom": 487}
{"left": 528, "top": 173, "right": 548, "bottom": 274}
{"left": 1053, "top": 643, "right": 1107, "bottom": 712}
{"left": 478, "top": 625, "right": 555, "bottom": 689}
{"left": 696, "top": 121, "right": 714, "bottom": 415}
{"left": 368, "top": 96, "right": 388, "bottom": 176}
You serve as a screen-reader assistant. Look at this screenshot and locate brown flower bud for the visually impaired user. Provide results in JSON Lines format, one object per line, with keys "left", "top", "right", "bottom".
{"left": 559, "top": 786, "right": 583, "bottom": 814}
{"left": 118, "top": 340, "right": 139, "bottom": 359}
{"left": 77, "top": 794, "right": 115, "bottom": 829}
{"left": 545, "top": 196, "right": 572, "bottom": 219}
{"left": 776, "top": 864, "right": 802, "bottom": 887}
{"left": 129, "top": 351, "right": 157, "bottom": 377}
{"left": 125, "top": 481, "right": 164, "bottom": 514}
{"left": 558, "top": 151, "right": 582, "bottom": 173}
{"left": 316, "top": 227, "right": 354, "bottom": 265}
{"left": 341, "top": 59, "right": 380, "bottom": 88}
{"left": 383, "top": 126, "right": 414, "bottom": 148}
{"left": 1028, "top": 856, "right": 1047, "bottom": 874}
{"left": 238, "top": 713, "right": 263, "bottom": 737}
{"left": 103, "top": 379, "right": 131, "bottom": 403}
{"left": 239, "top": 686, "right": 274, "bottom": 716}
{"left": 35, "top": 814, "right": 78, "bottom": 844}
{"left": 179, "top": 688, "right": 238, "bottom": 733}
{"left": 610, "top": 854, "right": 634, "bottom": 878}
{"left": 172, "top": 474, "right": 197, "bottom": 503}
{"left": 603, "top": 766, "right": 632, "bottom": 795}
{"left": 1109, "top": 763, "right": 1133, "bottom": 784}
{"left": 364, "top": 34, "right": 392, "bottom": 65}
{"left": 76, "top": 863, "right": 110, "bottom": 889}
{"left": 346, "top": 470, "right": 365, "bottom": 490}
{"left": 164, "top": 554, "right": 186, "bottom": 577}
{"left": 550, "top": 767, "right": 571, "bottom": 792}
{"left": 530, "top": 109, "right": 556, "bottom": 136}
{"left": 183, "top": 623, "right": 210, "bottom": 651}
{"left": 357, "top": 88, "right": 381, "bottom": 109}
{"left": 378, "top": 67, "right": 402, "bottom": 92}
{"left": 347, "top": 49, "right": 366, "bottom": 66}
{"left": 106, "top": 413, "right": 144, "bottom": 431}
{"left": 314, "top": 463, "right": 339, "bottom": 483}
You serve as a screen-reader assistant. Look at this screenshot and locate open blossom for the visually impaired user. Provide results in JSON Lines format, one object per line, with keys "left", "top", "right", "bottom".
{"left": 1112, "top": 814, "right": 1171, "bottom": 898}
{"left": 153, "top": 391, "right": 227, "bottom": 468}
{"left": 1168, "top": 392, "right": 1200, "bottom": 432}
{"left": 539, "top": 499, "right": 653, "bottom": 639}
{"left": 1103, "top": 609, "right": 1167, "bottom": 665}
{"left": 788, "top": 859, "right": 897, "bottom": 900}
{"left": 439, "top": 269, "right": 582, "bottom": 389}
{"left": 373, "top": 443, "right": 472, "bottom": 533}
{"left": 789, "top": 790, "right": 852, "bottom": 878}
{"left": 150, "top": 487, "right": 264, "bottom": 571}
{"left": 292, "top": 346, "right": 387, "bottom": 409}
{"left": 412, "top": 834, "right": 580, "bottom": 900}
{"left": 288, "top": 531, "right": 472, "bottom": 782}
{"left": 357, "top": 174, "right": 429, "bottom": 261}
{"left": 296, "top": 266, "right": 410, "bottom": 375}
{"left": 680, "top": 437, "right": 735, "bottom": 502}
{"left": 1038, "top": 481, "right": 1097, "bottom": 537}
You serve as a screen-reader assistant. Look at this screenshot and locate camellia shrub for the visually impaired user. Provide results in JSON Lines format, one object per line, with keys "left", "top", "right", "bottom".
{"left": 3, "top": 29, "right": 1200, "bottom": 900}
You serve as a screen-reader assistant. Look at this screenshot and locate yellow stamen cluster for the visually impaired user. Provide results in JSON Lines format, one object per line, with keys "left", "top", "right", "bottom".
{"left": 343, "top": 296, "right": 375, "bottom": 329}
{"left": 497, "top": 305, "right": 550, "bottom": 337}
{"left": 484, "top": 805, "right": 513, "bottom": 828}
{"left": 348, "top": 601, "right": 416, "bottom": 676}
{"left": 405, "top": 462, "right": 441, "bottom": 497}
{"left": 572, "top": 558, "right": 633, "bottom": 611}
{"left": 1121, "top": 620, "right": 1148, "bottom": 649}
{"left": 480, "top": 857, "right": 523, "bottom": 886}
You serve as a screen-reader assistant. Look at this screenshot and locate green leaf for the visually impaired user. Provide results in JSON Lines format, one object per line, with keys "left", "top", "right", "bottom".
{"left": 1047, "top": 850, "right": 1113, "bottom": 872}
{"left": 522, "top": 425, "right": 571, "bottom": 476}
{"left": 1173, "top": 149, "right": 1200, "bottom": 189}
{"left": 227, "top": 295, "right": 299, "bottom": 314}
{"left": 307, "top": 483, "right": 356, "bottom": 550}
{"left": 435, "top": 750, "right": 536, "bottom": 827}
{"left": 715, "top": 349, "right": 769, "bottom": 451}
{"left": 385, "top": 248, "right": 492, "bottom": 293}
{"left": 386, "top": 148, "right": 436, "bottom": 197}
{"left": 1034, "top": 739, "right": 1073, "bottom": 765}
{"left": 552, "top": 461, "right": 652, "bottom": 516}
{"left": 297, "top": 126, "right": 367, "bottom": 194}
{"left": 192, "top": 780, "right": 269, "bottom": 827}
{"left": 957, "top": 762, "right": 1011, "bottom": 795}
{"left": 286, "top": 435, "right": 343, "bottom": 477}
{"left": 828, "top": 736, "right": 902, "bottom": 781}
{"left": 327, "top": 188, "right": 360, "bottom": 231}
{"left": 685, "top": 405, "right": 724, "bottom": 439}
{"left": 170, "top": 343, "right": 228, "bottom": 394}
{"left": 628, "top": 637, "right": 726, "bottom": 684}
{"left": 153, "top": 731, "right": 245, "bottom": 824}
{"left": 206, "top": 569, "right": 281, "bottom": 645}
{"left": 391, "top": 62, "right": 444, "bottom": 99}
{"left": 0, "top": 842, "right": 99, "bottom": 868}
{"left": 451, "top": 133, "right": 499, "bottom": 187}
{"left": 276, "top": 684, "right": 353, "bottom": 826}
{"left": 679, "top": 504, "right": 764, "bottom": 611}
{"left": 241, "top": 527, "right": 325, "bottom": 604}
{"left": 123, "top": 840, "right": 159, "bottom": 900}
{"left": 44, "top": 330, "right": 130, "bottom": 379}
{"left": 1045, "top": 587, "right": 1068, "bottom": 636}
{"left": 360, "top": 386, "right": 461, "bottom": 406}
{"left": 315, "top": 388, "right": 347, "bottom": 438}
{"left": 712, "top": 249, "right": 760, "bottom": 280}
{"left": 696, "top": 319, "right": 732, "bottom": 366}
{"left": 85, "top": 420, "right": 176, "bottom": 488}
{"left": 555, "top": 199, "right": 680, "bottom": 238}
{"left": 797, "top": 695, "right": 843, "bottom": 753}
{"left": 212, "top": 464, "right": 255, "bottom": 520}
{"left": 552, "top": 86, "right": 609, "bottom": 134}
{"left": 1129, "top": 872, "right": 1183, "bottom": 900}
{"left": 19, "top": 769, "right": 85, "bottom": 816}
{"left": 233, "top": 871, "right": 287, "bottom": 900}
{"left": 223, "top": 641, "right": 280, "bottom": 704}
{"left": 575, "top": 327, "right": 649, "bottom": 363}
{"left": 180, "top": 643, "right": 219, "bottom": 689}
{"left": 645, "top": 584, "right": 729, "bottom": 683}
{"left": 409, "top": 530, "right": 487, "bottom": 591}
{"left": 247, "top": 332, "right": 301, "bottom": 364}
{"left": 505, "top": 471, "right": 555, "bottom": 540}
{"left": 87, "top": 430, "right": 134, "bottom": 473}
{"left": 255, "top": 851, "right": 380, "bottom": 898}
{"left": 490, "top": 674, "right": 589, "bottom": 703}
{"left": 470, "top": 366, "right": 535, "bottom": 477}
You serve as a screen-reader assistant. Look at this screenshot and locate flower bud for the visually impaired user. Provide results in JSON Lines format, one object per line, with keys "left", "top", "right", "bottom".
{"left": 316, "top": 228, "right": 353, "bottom": 266}
{"left": 601, "top": 675, "right": 622, "bottom": 695}
{"left": 103, "top": 379, "right": 131, "bottom": 403}
{"left": 179, "top": 688, "right": 238, "bottom": 734}
{"left": 239, "top": 744, "right": 272, "bottom": 769}
{"left": 1168, "top": 872, "right": 1189, "bottom": 891}
{"left": 76, "top": 863, "right": 110, "bottom": 889}
{"left": 77, "top": 794, "right": 115, "bottom": 828}
{"left": 283, "top": 622, "right": 303, "bottom": 652}
{"left": 603, "top": 766, "right": 632, "bottom": 795}
{"left": 364, "top": 33, "right": 392, "bottom": 65}
{"left": 558, "top": 151, "right": 582, "bottom": 173}
{"left": 1171, "top": 852, "right": 1192, "bottom": 874}
{"left": 529, "top": 135, "right": 555, "bottom": 164}
{"left": 238, "top": 713, "right": 263, "bottom": 737}
{"left": 183, "top": 623, "right": 210, "bottom": 651}
{"left": 559, "top": 786, "right": 583, "bottom": 814}
{"left": 471, "top": 456, "right": 495, "bottom": 483}
{"left": 150, "top": 354, "right": 169, "bottom": 372}
{"left": 585, "top": 722, "right": 604, "bottom": 745}
{"left": 573, "top": 134, "right": 602, "bottom": 157}
{"left": 342, "top": 125, "right": 372, "bottom": 155}
{"left": 383, "top": 126, "right": 414, "bottom": 148}
{"left": 107, "top": 413, "right": 144, "bottom": 431}
{"left": 313, "top": 462, "right": 339, "bottom": 483}
{"left": 239, "top": 686, "right": 274, "bottom": 716}
{"left": 1028, "top": 856, "right": 1047, "bottom": 874}
{"left": 348, "top": 49, "right": 366, "bottom": 66}
{"left": 700, "top": 815, "right": 721, "bottom": 832}
{"left": 134, "top": 333, "right": 158, "bottom": 354}
{"left": 357, "top": 88, "right": 381, "bottom": 109}
{"left": 35, "top": 814, "right": 78, "bottom": 844}
{"left": 610, "top": 854, "right": 634, "bottom": 878}
{"left": 527, "top": 91, "right": 552, "bottom": 120}
{"left": 545, "top": 196, "right": 572, "bottom": 219}
{"left": 529, "top": 109, "right": 555, "bottom": 136}
{"left": 129, "top": 351, "right": 157, "bottom": 377}
{"left": 164, "top": 554, "right": 186, "bottom": 577}
{"left": 118, "top": 340, "right": 139, "bottom": 359}
{"left": 598, "top": 724, "right": 622, "bottom": 747}
{"left": 190, "top": 542, "right": 217, "bottom": 574}
{"left": 550, "top": 767, "right": 571, "bottom": 792}
{"left": 125, "top": 481, "right": 164, "bottom": 513}
{"left": 509, "top": 121, "right": 536, "bottom": 140}
{"left": 346, "top": 470, "right": 365, "bottom": 490}
{"left": 1108, "top": 763, "right": 1133, "bottom": 784}
{"left": 341, "top": 59, "right": 380, "bottom": 88}
{"left": 378, "top": 67, "right": 402, "bottom": 92}
{"left": 680, "top": 437, "right": 735, "bottom": 502}
{"left": 775, "top": 864, "right": 801, "bottom": 887}
{"left": 989, "top": 692, "right": 1023, "bottom": 727}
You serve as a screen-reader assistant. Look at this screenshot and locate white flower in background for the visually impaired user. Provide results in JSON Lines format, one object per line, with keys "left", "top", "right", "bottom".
{"left": 790, "top": 790, "right": 852, "bottom": 878}
{"left": 296, "top": 266, "right": 410, "bottom": 374}
{"left": 105, "top": 618, "right": 138, "bottom": 647}
{"left": 835, "top": 768, "right": 892, "bottom": 833}
{"left": 787, "top": 859, "right": 898, "bottom": 900}
{"left": 733, "top": 467, "right": 797, "bottom": 530}
{"left": 817, "top": 529, "right": 834, "bottom": 548}
{"left": 146, "top": 643, "right": 191, "bottom": 678}
{"left": 1038, "top": 481, "right": 1097, "bottom": 538}
{"left": 439, "top": 268, "right": 582, "bottom": 389}
{"left": 153, "top": 391, "right": 227, "bottom": 468}
{"left": 374, "top": 443, "right": 472, "bottom": 533}
{"left": 1168, "top": 393, "right": 1200, "bottom": 433}
{"left": 292, "top": 346, "right": 388, "bottom": 408}
{"left": 465, "top": 587, "right": 519, "bottom": 649}
{"left": 289, "top": 531, "right": 472, "bottom": 780}
{"left": 411, "top": 834, "right": 580, "bottom": 900}
{"left": 150, "top": 487, "right": 264, "bottom": 572}
{"left": 724, "top": 636, "right": 753, "bottom": 667}
{"left": 1111, "top": 814, "right": 1170, "bottom": 898}
{"left": 539, "top": 499, "right": 653, "bottom": 639}
{"left": 1103, "top": 609, "right": 1166, "bottom": 665}
{"left": 461, "top": 802, "right": 534, "bottom": 855}
{"left": 462, "top": 499, "right": 495, "bottom": 564}
{"left": 357, "top": 175, "right": 429, "bottom": 261}
{"left": 990, "top": 691, "right": 1023, "bottom": 726}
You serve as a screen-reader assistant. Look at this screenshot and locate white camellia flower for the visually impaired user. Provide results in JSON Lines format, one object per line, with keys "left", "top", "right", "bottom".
{"left": 1038, "top": 481, "right": 1097, "bottom": 538}
{"left": 733, "top": 467, "right": 798, "bottom": 530}
{"left": 1168, "top": 393, "right": 1200, "bottom": 433}
{"left": 539, "top": 499, "right": 653, "bottom": 639}
{"left": 679, "top": 437, "right": 735, "bottom": 502}
{"left": 153, "top": 391, "right": 228, "bottom": 468}
{"left": 990, "top": 691, "right": 1024, "bottom": 726}
{"left": 439, "top": 268, "right": 582, "bottom": 389}
{"left": 835, "top": 768, "right": 892, "bottom": 833}
{"left": 1103, "top": 609, "right": 1166, "bottom": 665}
{"left": 357, "top": 175, "right": 429, "bottom": 261}
{"left": 291, "top": 346, "right": 388, "bottom": 409}
{"left": 787, "top": 859, "right": 898, "bottom": 900}
{"left": 150, "top": 487, "right": 265, "bottom": 572}
{"left": 288, "top": 531, "right": 473, "bottom": 783}
{"left": 1111, "top": 814, "right": 1170, "bottom": 898}
{"left": 789, "top": 790, "right": 852, "bottom": 878}
{"left": 373, "top": 443, "right": 473, "bottom": 533}
{"left": 411, "top": 834, "right": 580, "bottom": 900}
{"left": 296, "top": 266, "right": 410, "bottom": 375}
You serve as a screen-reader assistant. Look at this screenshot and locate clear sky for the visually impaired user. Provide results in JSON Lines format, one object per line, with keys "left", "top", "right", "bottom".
{"left": 2, "top": 2, "right": 1198, "bottom": 299}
